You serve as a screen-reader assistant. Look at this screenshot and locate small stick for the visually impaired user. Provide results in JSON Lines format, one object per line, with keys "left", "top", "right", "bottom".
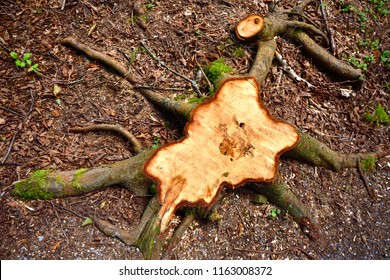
{"left": 234, "top": 205, "right": 248, "bottom": 231}
{"left": 27, "top": 90, "right": 35, "bottom": 116}
{"left": 357, "top": 159, "right": 376, "bottom": 199}
{"left": 319, "top": 0, "right": 336, "bottom": 55}
{"left": 275, "top": 51, "right": 315, "bottom": 88}
{"left": 51, "top": 75, "right": 85, "bottom": 85}
{"left": 135, "top": 85, "right": 187, "bottom": 91}
{"left": 0, "top": 106, "right": 24, "bottom": 118}
{"left": 50, "top": 201, "right": 86, "bottom": 219}
{"left": 70, "top": 124, "right": 143, "bottom": 153}
{"left": 140, "top": 41, "right": 203, "bottom": 97}
{"left": 61, "top": 0, "right": 66, "bottom": 10}
{"left": 49, "top": 201, "right": 70, "bottom": 244}
{"left": 1, "top": 131, "right": 18, "bottom": 164}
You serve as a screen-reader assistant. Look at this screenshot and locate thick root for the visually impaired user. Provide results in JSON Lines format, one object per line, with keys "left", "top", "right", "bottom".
{"left": 249, "top": 178, "right": 326, "bottom": 248}
{"left": 284, "top": 131, "right": 388, "bottom": 171}
{"left": 11, "top": 149, "right": 154, "bottom": 200}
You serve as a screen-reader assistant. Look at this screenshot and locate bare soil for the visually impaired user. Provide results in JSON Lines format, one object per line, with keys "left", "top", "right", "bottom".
{"left": 0, "top": 0, "right": 389, "bottom": 260}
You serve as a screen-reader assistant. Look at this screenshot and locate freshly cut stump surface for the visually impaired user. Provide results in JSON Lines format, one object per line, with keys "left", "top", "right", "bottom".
{"left": 144, "top": 77, "right": 299, "bottom": 231}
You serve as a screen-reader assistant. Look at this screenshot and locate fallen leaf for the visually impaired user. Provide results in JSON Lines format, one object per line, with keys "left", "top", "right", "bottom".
{"left": 51, "top": 241, "right": 62, "bottom": 251}
{"left": 81, "top": 217, "right": 93, "bottom": 226}
{"left": 51, "top": 109, "right": 62, "bottom": 117}
{"left": 53, "top": 84, "right": 62, "bottom": 97}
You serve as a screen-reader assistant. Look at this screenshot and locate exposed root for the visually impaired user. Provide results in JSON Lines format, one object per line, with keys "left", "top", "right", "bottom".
{"left": 284, "top": 131, "right": 389, "bottom": 171}
{"left": 70, "top": 124, "right": 142, "bottom": 154}
{"left": 94, "top": 218, "right": 139, "bottom": 245}
{"left": 248, "top": 39, "right": 277, "bottom": 85}
{"left": 291, "top": 31, "right": 362, "bottom": 80}
{"left": 59, "top": 37, "right": 195, "bottom": 118}
{"left": 11, "top": 149, "right": 154, "bottom": 200}
{"left": 248, "top": 178, "right": 326, "bottom": 248}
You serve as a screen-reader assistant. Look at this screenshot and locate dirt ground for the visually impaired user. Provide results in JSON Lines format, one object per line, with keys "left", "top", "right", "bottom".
{"left": 0, "top": 0, "right": 389, "bottom": 260}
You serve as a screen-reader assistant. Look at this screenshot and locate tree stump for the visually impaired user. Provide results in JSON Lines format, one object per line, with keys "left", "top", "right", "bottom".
{"left": 143, "top": 77, "right": 299, "bottom": 231}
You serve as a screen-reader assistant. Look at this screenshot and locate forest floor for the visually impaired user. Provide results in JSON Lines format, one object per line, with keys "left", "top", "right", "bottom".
{"left": 0, "top": 0, "right": 389, "bottom": 260}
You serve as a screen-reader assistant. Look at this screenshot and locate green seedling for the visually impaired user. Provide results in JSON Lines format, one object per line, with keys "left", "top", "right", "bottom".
{"left": 367, "top": 0, "right": 389, "bottom": 15}
{"left": 145, "top": 3, "right": 155, "bottom": 10}
{"left": 364, "top": 54, "right": 376, "bottom": 63}
{"left": 339, "top": 0, "right": 356, "bottom": 12}
{"left": 362, "top": 103, "right": 389, "bottom": 126}
{"left": 359, "top": 39, "right": 380, "bottom": 50}
{"left": 347, "top": 56, "right": 368, "bottom": 70}
{"left": 380, "top": 50, "right": 390, "bottom": 67}
{"left": 152, "top": 135, "right": 161, "bottom": 149}
{"left": 270, "top": 208, "right": 281, "bottom": 218}
{"left": 10, "top": 52, "right": 40, "bottom": 74}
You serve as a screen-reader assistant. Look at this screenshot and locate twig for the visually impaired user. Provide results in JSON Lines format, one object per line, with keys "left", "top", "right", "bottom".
{"left": 275, "top": 51, "right": 315, "bottom": 88}
{"left": 357, "top": 158, "right": 376, "bottom": 199}
{"left": 70, "top": 124, "right": 143, "bottom": 153}
{"left": 234, "top": 205, "right": 248, "bottom": 231}
{"left": 51, "top": 75, "right": 85, "bottom": 85}
{"left": 0, "top": 162, "right": 21, "bottom": 166}
{"left": 27, "top": 90, "right": 35, "bottom": 116}
{"left": 1, "top": 131, "right": 18, "bottom": 164}
{"left": 0, "top": 105, "right": 24, "bottom": 118}
{"left": 319, "top": 0, "right": 336, "bottom": 55}
{"left": 235, "top": 246, "right": 317, "bottom": 260}
{"left": 50, "top": 201, "right": 86, "bottom": 219}
{"left": 49, "top": 202, "right": 70, "bottom": 244}
{"left": 140, "top": 41, "right": 203, "bottom": 97}
{"left": 61, "top": 0, "right": 66, "bottom": 10}
{"left": 195, "top": 55, "right": 213, "bottom": 92}
{"left": 135, "top": 85, "right": 186, "bottom": 91}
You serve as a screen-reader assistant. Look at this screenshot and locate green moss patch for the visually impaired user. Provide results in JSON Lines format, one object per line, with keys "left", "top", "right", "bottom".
{"left": 204, "top": 58, "right": 234, "bottom": 92}
{"left": 361, "top": 155, "right": 377, "bottom": 173}
{"left": 11, "top": 169, "right": 54, "bottom": 200}
{"left": 72, "top": 168, "right": 88, "bottom": 190}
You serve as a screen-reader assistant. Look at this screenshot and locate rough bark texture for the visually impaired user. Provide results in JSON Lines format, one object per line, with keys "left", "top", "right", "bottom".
{"left": 12, "top": 149, "right": 154, "bottom": 199}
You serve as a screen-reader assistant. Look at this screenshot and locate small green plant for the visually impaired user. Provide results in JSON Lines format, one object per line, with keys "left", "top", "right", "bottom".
{"left": 357, "top": 12, "right": 368, "bottom": 22}
{"left": 364, "top": 54, "right": 376, "bottom": 63}
{"left": 270, "top": 208, "right": 281, "bottom": 218}
{"left": 380, "top": 50, "right": 390, "bottom": 67}
{"left": 10, "top": 52, "right": 40, "bottom": 74}
{"left": 367, "top": 0, "right": 389, "bottom": 15}
{"left": 347, "top": 56, "right": 368, "bottom": 70}
{"left": 194, "top": 29, "right": 202, "bottom": 36}
{"left": 145, "top": 3, "right": 155, "bottom": 10}
{"left": 359, "top": 39, "right": 380, "bottom": 50}
{"left": 360, "top": 156, "right": 377, "bottom": 173}
{"left": 340, "top": 0, "right": 356, "bottom": 12}
{"left": 362, "top": 103, "right": 390, "bottom": 126}
{"left": 204, "top": 58, "right": 234, "bottom": 92}
{"left": 152, "top": 135, "right": 161, "bottom": 149}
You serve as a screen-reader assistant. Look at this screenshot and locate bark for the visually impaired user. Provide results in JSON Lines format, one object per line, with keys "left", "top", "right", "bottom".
{"left": 291, "top": 31, "right": 362, "bottom": 80}
{"left": 12, "top": 149, "right": 154, "bottom": 199}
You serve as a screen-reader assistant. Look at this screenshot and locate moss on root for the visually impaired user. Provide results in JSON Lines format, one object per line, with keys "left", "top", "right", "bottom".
{"left": 72, "top": 168, "right": 88, "bottom": 190}
{"left": 11, "top": 170, "right": 54, "bottom": 200}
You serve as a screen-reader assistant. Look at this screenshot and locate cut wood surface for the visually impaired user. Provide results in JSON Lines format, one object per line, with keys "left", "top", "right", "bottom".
{"left": 143, "top": 77, "right": 299, "bottom": 231}
{"left": 235, "top": 14, "right": 264, "bottom": 40}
